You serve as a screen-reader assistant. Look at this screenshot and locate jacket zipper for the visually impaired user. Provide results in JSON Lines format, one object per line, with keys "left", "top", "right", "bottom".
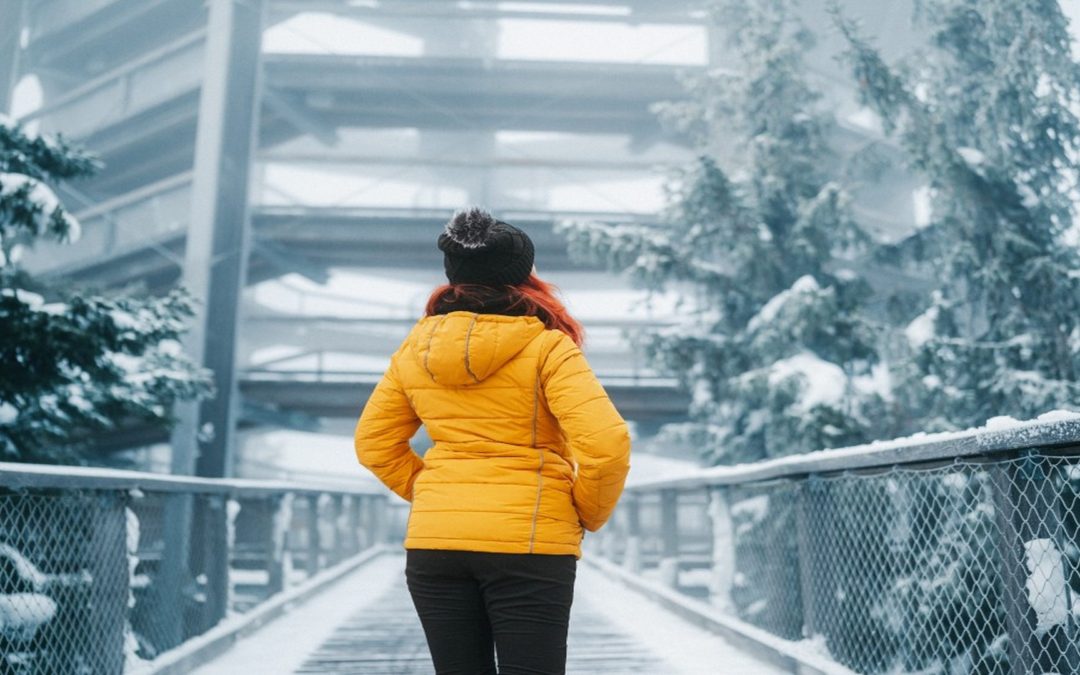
{"left": 528, "top": 372, "right": 542, "bottom": 553}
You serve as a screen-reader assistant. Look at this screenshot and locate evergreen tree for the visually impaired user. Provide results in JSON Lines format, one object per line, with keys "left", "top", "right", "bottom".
{"left": 827, "top": 6, "right": 1080, "bottom": 672}
{"left": 558, "top": 0, "right": 890, "bottom": 465}
{"left": 833, "top": 0, "right": 1080, "bottom": 431}
{"left": 0, "top": 116, "right": 212, "bottom": 463}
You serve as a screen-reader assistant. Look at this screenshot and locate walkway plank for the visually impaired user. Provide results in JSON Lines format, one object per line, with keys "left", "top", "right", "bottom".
{"left": 198, "top": 553, "right": 785, "bottom": 674}
{"left": 296, "top": 566, "right": 665, "bottom": 674}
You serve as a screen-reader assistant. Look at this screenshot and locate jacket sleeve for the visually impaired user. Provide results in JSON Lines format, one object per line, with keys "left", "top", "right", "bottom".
{"left": 540, "top": 331, "right": 631, "bottom": 532}
{"left": 354, "top": 352, "right": 424, "bottom": 502}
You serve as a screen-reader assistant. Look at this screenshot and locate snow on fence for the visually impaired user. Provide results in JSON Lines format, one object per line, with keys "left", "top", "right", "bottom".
{"left": 0, "top": 465, "right": 393, "bottom": 674}
{"left": 591, "top": 416, "right": 1080, "bottom": 675}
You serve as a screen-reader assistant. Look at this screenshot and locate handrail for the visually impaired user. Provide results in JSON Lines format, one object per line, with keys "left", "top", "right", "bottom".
{"left": 252, "top": 203, "right": 662, "bottom": 224}
{"left": 239, "top": 367, "right": 678, "bottom": 387}
{"left": 16, "top": 28, "right": 207, "bottom": 125}
{"left": 243, "top": 312, "right": 679, "bottom": 329}
{"left": 626, "top": 414, "right": 1080, "bottom": 491}
{"left": 73, "top": 171, "right": 193, "bottom": 221}
{"left": 0, "top": 461, "right": 384, "bottom": 496}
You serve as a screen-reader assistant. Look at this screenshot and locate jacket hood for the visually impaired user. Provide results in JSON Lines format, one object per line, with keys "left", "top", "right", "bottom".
{"left": 410, "top": 311, "right": 546, "bottom": 386}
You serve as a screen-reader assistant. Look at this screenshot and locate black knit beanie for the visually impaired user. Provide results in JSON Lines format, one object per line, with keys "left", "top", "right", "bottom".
{"left": 437, "top": 207, "right": 535, "bottom": 286}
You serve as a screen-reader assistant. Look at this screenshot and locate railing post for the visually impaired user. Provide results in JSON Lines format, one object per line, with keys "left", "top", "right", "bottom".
{"left": 794, "top": 479, "right": 822, "bottom": 639}
{"left": 264, "top": 494, "right": 287, "bottom": 595}
{"left": 158, "top": 492, "right": 193, "bottom": 648}
{"left": 224, "top": 497, "right": 241, "bottom": 614}
{"left": 707, "top": 486, "right": 734, "bottom": 611}
{"left": 88, "top": 492, "right": 128, "bottom": 675}
{"left": 602, "top": 508, "right": 620, "bottom": 561}
{"left": 622, "top": 492, "right": 642, "bottom": 573}
{"left": 372, "top": 496, "right": 388, "bottom": 545}
{"left": 188, "top": 494, "right": 230, "bottom": 633}
{"left": 306, "top": 494, "right": 322, "bottom": 576}
{"left": 330, "top": 495, "right": 345, "bottom": 565}
{"left": 659, "top": 489, "right": 679, "bottom": 588}
{"left": 991, "top": 455, "right": 1080, "bottom": 674}
{"left": 344, "top": 495, "right": 361, "bottom": 556}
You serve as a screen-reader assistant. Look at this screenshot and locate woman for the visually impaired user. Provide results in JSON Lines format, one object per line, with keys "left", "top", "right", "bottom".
{"left": 353, "top": 206, "right": 632, "bottom": 675}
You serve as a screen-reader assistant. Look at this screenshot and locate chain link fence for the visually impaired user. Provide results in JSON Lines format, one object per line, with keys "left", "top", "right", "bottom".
{"left": 593, "top": 421, "right": 1080, "bottom": 675}
{"left": 0, "top": 469, "right": 390, "bottom": 674}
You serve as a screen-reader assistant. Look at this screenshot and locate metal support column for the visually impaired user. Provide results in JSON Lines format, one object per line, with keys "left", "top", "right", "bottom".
{"left": 171, "top": 0, "right": 266, "bottom": 480}
{"left": 164, "top": 0, "right": 265, "bottom": 636}
{"left": 0, "top": 0, "right": 26, "bottom": 115}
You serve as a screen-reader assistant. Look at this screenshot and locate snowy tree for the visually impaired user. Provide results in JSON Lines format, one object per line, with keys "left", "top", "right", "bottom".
{"left": 558, "top": 0, "right": 891, "bottom": 466}
{"left": 823, "top": 5, "right": 1080, "bottom": 671}
{"left": 833, "top": 0, "right": 1080, "bottom": 431}
{"left": 0, "top": 116, "right": 212, "bottom": 463}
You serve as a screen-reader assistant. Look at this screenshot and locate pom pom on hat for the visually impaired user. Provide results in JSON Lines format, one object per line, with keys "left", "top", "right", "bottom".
{"left": 444, "top": 206, "right": 499, "bottom": 249}
{"left": 437, "top": 206, "right": 535, "bottom": 286}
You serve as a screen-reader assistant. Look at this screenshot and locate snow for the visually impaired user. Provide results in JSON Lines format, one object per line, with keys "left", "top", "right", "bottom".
{"left": 845, "top": 107, "right": 884, "bottom": 134}
{"left": 0, "top": 402, "right": 17, "bottom": 424}
{"left": 1024, "top": 539, "right": 1070, "bottom": 635}
{"left": 957, "top": 146, "right": 987, "bottom": 167}
{"left": 1033, "top": 409, "right": 1080, "bottom": 424}
{"left": 1, "top": 287, "right": 45, "bottom": 308}
{"left": 0, "top": 173, "right": 62, "bottom": 234}
{"left": 182, "top": 552, "right": 399, "bottom": 675}
{"left": 620, "top": 450, "right": 700, "bottom": 488}
{"left": 747, "top": 275, "right": 819, "bottom": 332}
{"left": 238, "top": 429, "right": 385, "bottom": 485}
{"left": 577, "top": 562, "right": 787, "bottom": 674}
{"left": 0, "top": 594, "right": 57, "bottom": 639}
{"left": 124, "top": 507, "right": 143, "bottom": 669}
{"left": 633, "top": 410, "right": 1080, "bottom": 489}
{"left": 731, "top": 495, "right": 769, "bottom": 522}
{"left": 912, "top": 185, "right": 933, "bottom": 229}
{"left": 768, "top": 352, "right": 846, "bottom": 411}
{"left": 853, "top": 361, "right": 893, "bottom": 401}
{"left": 0, "top": 169, "right": 83, "bottom": 243}
{"left": 984, "top": 415, "right": 1024, "bottom": 431}
{"left": 905, "top": 306, "right": 938, "bottom": 348}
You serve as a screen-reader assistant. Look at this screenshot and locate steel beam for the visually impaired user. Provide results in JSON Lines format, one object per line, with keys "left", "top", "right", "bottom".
{"left": 0, "top": 0, "right": 25, "bottom": 115}
{"left": 171, "top": 0, "right": 266, "bottom": 479}
{"left": 238, "top": 375, "right": 689, "bottom": 423}
{"left": 268, "top": 0, "right": 708, "bottom": 26}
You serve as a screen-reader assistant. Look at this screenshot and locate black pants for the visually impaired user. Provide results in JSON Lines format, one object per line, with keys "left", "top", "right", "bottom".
{"left": 404, "top": 548, "right": 577, "bottom": 675}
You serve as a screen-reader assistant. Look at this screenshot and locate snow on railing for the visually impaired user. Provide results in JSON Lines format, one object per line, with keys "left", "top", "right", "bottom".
{"left": 592, "top": 412, "right": 1080, "bottom": 675}
{"left": 0, "top": 465, "right": 395, "bottom": 673}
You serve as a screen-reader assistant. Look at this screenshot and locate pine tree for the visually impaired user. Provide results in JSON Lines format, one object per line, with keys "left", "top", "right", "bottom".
{"left": 828, "top": 5, "right": 1080, "bottom": 672}
{"left": 558, "top": 0, "right": 890, "bottom": 466}
{"left": 833, "top": 0, "right": 1080, "bottom": 431}
{"left": 0, "top": 116, "right": 212, "bottom": 463}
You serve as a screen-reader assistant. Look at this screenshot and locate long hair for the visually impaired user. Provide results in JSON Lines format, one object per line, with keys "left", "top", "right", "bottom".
{"left": 425, "top": 273, "right": 585, "bottom": 347}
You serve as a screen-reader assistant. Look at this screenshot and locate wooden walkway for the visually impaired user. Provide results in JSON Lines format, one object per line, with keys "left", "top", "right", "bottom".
{"left": 296, "top": 567, "right": 665, "bottom": 674}
{"left": 197, "top": 553, "right": 785, "bottom": 675}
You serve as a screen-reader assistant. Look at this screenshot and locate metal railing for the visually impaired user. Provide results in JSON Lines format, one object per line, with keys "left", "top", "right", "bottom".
{"left": 590, "top": 417, "right": 1080, "bottom": 675}
{"left": 17, "top": 30, "right": 206, "bottom": 140}
{"left": 0, "top": 464, "right": 397, "bottom": 674}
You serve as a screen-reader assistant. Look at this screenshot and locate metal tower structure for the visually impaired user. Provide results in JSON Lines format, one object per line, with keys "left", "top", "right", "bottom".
{"left": 3, "top": 0, "right": 922, "bottom": 479}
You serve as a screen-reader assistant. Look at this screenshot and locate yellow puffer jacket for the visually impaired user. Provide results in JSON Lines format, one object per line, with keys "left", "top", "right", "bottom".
{"left": 354, "top": 310, "right": 631, "bottom": 558}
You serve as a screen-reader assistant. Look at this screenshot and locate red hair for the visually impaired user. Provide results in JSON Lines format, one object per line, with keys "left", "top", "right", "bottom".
{"left": 425, "top": 274, "right": 585, "bottom": 347}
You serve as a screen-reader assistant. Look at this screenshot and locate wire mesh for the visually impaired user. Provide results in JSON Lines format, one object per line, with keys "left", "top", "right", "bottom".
{"left": 0, "top": 484, "right": 386, "bottom": 674}
{"left": 0, "top": 490, "right": 128, "bottom": 674}
{"left": 610, "top": 450, "right": 1080, "bottom": 675}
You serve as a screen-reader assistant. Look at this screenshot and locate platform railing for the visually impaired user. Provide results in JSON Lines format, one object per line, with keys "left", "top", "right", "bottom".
{"left": 590, "top": 417, "right": 1080, "bottom": 675}
{"left": 17, "top": 30, "right": 206, "bottom": 140}
{"left": 0, "top": 464, "right": 394, "bottom": 674}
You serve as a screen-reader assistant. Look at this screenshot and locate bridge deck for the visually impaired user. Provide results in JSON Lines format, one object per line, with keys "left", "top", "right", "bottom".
{"left": 196, "top": 553, "right": 784, "bottom": 674}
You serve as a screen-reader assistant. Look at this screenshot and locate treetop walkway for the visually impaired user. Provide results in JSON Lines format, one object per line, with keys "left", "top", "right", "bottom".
{"left": 1, "top": 414, "right": 1079, "bottom": 674}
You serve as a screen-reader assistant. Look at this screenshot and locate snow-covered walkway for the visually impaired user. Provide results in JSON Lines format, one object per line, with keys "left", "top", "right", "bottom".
{"left": 194, "top": 553, "right": 784, "bottom": 674}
